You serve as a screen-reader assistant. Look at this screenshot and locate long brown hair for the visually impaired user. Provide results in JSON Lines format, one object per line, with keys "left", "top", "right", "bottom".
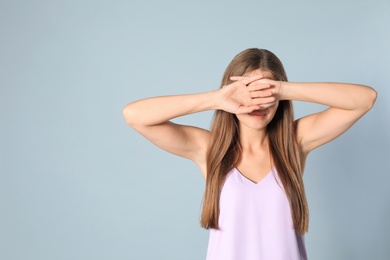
{"left": 200, "top": 48, "right": 309, "bottom": 235}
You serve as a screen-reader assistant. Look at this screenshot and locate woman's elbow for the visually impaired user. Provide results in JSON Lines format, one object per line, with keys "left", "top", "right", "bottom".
{"left": 365, "top": 87, "right": 378, "bottom": 111}
{"left": 122, "top": 104, "right": 139, "bottom": 127}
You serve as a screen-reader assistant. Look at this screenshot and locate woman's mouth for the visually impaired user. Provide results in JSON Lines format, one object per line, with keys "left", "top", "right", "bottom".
{"left": 249, "top": 110, "right": 267, "bottom": 117}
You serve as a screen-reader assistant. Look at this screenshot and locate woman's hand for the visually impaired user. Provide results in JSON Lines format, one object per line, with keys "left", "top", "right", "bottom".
{"left": 218, "top": 76, "right": 280, "bottom": 114}
{"left": 236, "top": 76, "right": 283, "bottom": 100}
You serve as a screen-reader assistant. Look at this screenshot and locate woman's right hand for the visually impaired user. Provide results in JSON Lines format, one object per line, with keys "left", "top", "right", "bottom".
{"left": 218, "top": 75, "right": 277, "bottom": 114}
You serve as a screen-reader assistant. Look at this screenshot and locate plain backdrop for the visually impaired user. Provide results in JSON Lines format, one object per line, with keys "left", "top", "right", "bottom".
{"left": 1, "top": 0, "right": 389, "bottom": 259}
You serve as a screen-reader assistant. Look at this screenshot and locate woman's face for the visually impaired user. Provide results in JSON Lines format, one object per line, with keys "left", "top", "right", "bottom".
{"left": 235, "top": 69, "right": 279, "bottom": 131}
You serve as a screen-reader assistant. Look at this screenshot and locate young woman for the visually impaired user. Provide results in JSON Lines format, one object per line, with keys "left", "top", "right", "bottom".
{"left": 122, "top": 48, "right": 377, "bottom": 260}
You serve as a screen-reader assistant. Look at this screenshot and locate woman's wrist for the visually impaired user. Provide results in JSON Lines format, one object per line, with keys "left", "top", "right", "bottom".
{"left": 212, "top": 88, "right": 227, "bottom": 111}
{"left": 277, "top": 81, "right": 287, "bottom": 100}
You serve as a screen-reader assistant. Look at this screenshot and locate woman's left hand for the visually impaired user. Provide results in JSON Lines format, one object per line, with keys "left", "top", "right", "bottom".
{"left": 230, "top": 76, "right": 283, "bottom": 105}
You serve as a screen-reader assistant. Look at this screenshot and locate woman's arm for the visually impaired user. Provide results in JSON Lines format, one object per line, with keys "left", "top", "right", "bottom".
{"left": 122, "top": 75, "right": 274, "bottom": 170}
{"left": 122, "top": 92, "right": 215, "bottom": 169}
{"left": 279, "top": 82, "right": 377, "bottom": 154}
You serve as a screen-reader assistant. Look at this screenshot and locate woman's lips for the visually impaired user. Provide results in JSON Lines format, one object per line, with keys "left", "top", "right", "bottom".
{"left": 249, "top": 110, "right": 266, "bottom": 117}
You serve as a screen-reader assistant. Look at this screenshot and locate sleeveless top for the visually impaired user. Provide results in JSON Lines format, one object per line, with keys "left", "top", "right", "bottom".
{"left": 206, "top": 167, "right": 307, "bottom": 260}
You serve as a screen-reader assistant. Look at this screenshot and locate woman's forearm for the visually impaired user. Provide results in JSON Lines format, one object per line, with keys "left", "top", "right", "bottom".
{"left": 123, "top": 74, "right": 273, "bottom": 127}
{"left": 280, "top": 82, "right": 377, "bottom": 111}
{"left": 122, "top": 91, "right": 220, "bottom": 127}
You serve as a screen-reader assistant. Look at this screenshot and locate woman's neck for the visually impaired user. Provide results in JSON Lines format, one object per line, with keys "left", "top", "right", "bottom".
{"left": 239, "top": 127, "right": 269, "bottom": 151}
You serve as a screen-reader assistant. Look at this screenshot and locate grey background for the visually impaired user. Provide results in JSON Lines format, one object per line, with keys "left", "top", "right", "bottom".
{"left": 1, "top": 0, "right": 389, "bottom": 259}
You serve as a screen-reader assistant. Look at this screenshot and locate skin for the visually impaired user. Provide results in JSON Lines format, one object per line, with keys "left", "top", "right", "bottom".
{"left": 122, "top": 69, "right": 377, "bottom": 182}
{"left": 233, "top": 70, "right": 280, "bottom": 182}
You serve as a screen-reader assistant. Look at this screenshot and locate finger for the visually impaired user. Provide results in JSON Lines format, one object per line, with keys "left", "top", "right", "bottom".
{"left": 249, "top": 89, "right": 274, "bottom": 98}
{"left": 247, "top": 79, "right": 274, "bottom": 87}
{"left": 235, "top": 105, "right": 260, "bottom": 114}
{"left": 240, "top": 95, "right": 254, "bottom": 107}
{"left": 251, "top": 97, "right": 277, "bottom": 105}
{"left": 247, "top": 83, "right": 272, "bottom": 92}
{"left": 242, "top": 75, "right": 263, "bottom": 85}
{"left": 230, "top": 75, "right": 263, "bottom": 85}
{"left": 258, "top": 102, "right": 278, "bottom": 109}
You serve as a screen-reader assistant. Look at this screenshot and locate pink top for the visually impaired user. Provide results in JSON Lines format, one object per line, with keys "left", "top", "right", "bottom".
{"left": 206, "top": 167, "right": 307, "bottom": 260}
